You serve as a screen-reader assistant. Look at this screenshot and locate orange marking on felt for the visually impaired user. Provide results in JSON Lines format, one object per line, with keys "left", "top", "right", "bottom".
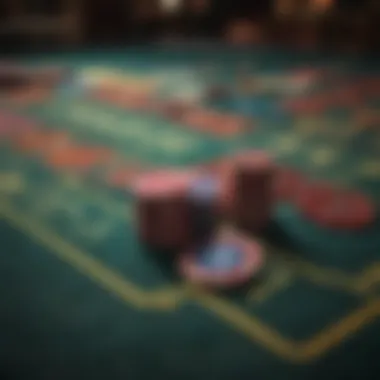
{"left": 45, "top": 146, "right": 115, "bottom": 172}
{"left": 283, "top": 96, "right": 325, "bottom": 114}
{"left": 182, "top": 108, "right": 246, "bottom": 137}
{"left": 107, "top": 164, "right": 146, "bottom": 189}
{"left": 12, "top": 130, "right": 67, "bottom": 154}
{"left": 91, "top": 88, "right": 151, "bottom": 111}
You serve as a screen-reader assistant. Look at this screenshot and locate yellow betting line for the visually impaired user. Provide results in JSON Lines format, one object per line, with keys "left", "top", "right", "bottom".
{"left": 0, "top": 197, "right": 184, "bottom": 311}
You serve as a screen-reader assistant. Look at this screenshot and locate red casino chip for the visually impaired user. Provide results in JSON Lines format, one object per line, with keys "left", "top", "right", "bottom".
{"left": 296, "top": 182, "right": 376, "bottom": 230}
{"left": 315, "top": 189, "right": 376, "bottom": 230}
{"left": 178, "top": 229, "right": 264, "bottom": 288}
{"left": 273, "top": 167, "right": 306, "bottom": 202}
{"left": 132, "top": 169, "right": 198, "bottom": 249}
{"left": 131, "top": 169, "right": 198, "bottom": 198}
{"left": 296, "top": 181, "right": 336, "bottom": 218}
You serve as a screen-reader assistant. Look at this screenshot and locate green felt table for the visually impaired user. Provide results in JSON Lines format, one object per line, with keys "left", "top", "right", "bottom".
{"left": 0, "top": 47, "right": 380, "bottom": 380}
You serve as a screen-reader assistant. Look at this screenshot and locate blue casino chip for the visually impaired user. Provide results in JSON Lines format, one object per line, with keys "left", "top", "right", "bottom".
{"left": 188, "top": 175, "right": 220, "bottom": 203}
{"left": 178, "top": 231, "right": 264, "bottom": 288}
{"left": 198, "top": 243, "right": 242, "bottom": 270}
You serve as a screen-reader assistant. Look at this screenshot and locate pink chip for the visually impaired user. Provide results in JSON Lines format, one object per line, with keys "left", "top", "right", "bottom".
{"left": 132, "top": 170, "right": 198, "bottom": 198}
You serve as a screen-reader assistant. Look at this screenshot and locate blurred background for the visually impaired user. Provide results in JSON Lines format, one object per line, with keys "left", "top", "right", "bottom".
{"left": 0, "top": 0, "right": 379, "bottom": 53}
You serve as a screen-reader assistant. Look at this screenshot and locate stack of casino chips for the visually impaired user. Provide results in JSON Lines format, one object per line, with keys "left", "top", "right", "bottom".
{"left": 223, "top": 150, "right": 275, "bottom": 232}
{"left": 131, "top": 170, "right": 197, "bottom": 251}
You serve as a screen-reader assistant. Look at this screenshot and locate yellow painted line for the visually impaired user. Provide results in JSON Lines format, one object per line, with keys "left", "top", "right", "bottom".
{"left": 293, "top": 261, "right": 366, "bottom": 294}
{"left": 356, "top": 264, "right": 380, "bottom": 292}
{"left": 192, "top": 289, "right": 380, "bottom": 362}
{"left": 0, "top": 198, "right": 183, "bottom": 311}
{"left": 189, "top": 289, "right": 300, "bottom": 361}
{"left": 299, "top": 298, "right": 380, "bottom": 360}
{"left": 248, "top": 266, "right": 293, "bottom": 302}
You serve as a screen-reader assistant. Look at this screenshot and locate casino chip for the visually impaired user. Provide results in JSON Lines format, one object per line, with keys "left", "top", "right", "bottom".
{"left": 178, "top": 229, "right": 264, "bottom": 288}
{"left": 273, "top": 167, "right": 306, "bottom": 202}
{"left": 296, "top": 181, "right": 335, "bottom": 218}
{"left": 132, "top": 169, "right": 198, "bottom": 249}
{"left": 296, "top": 182, "right": 376, "bottom": 230}
{"left": 223, "top": 150, "right": 275, "bottom": 231}
{"left": 132, "top": 169, "right": 197, "bottom": 198}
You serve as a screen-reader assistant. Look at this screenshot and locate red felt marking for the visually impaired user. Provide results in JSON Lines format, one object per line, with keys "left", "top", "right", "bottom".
{"left": 0, "top": 113, "right": 37, "bottom": 137}
{"left": 182, "top": 108, "right": 246, "bottom": 136}
{"left": 91, "top": 88, "right": 152, "bottom": 111}
{"left": 12, "top": 130, "right": 68, "bottom": 154}
{"left": 283, "top": 96, "right": 325, "bottom": 114}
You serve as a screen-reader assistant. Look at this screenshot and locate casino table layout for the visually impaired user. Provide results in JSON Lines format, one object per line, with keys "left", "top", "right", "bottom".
{"left": 0, "top": 47, "right": 380, "bottom": 380}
